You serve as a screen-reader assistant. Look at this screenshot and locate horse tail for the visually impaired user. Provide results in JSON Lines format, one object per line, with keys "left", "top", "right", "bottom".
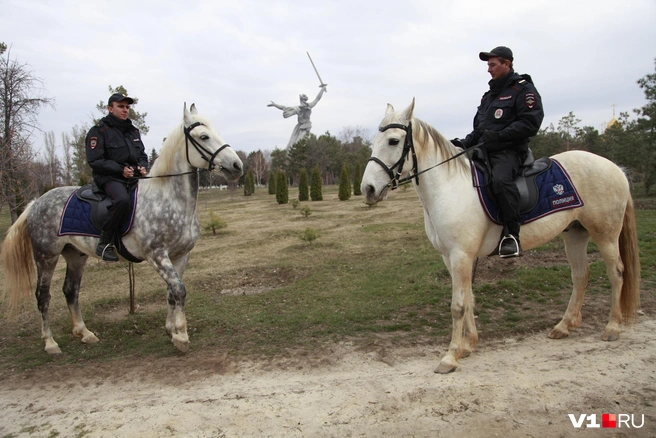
{"left": 618, "top": 196, "right": 641, "bottom": 324}
{"left": 1, "top": 201, "right": 36, "bottom": 317}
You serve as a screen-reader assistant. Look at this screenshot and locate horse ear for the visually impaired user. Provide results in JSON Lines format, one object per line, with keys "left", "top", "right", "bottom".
{"left": 385, "top": 103, "right": 395, "bottom": 116}
{"left": 400, "top": 98, "right": 415, "bottom": 122}
{"left": 190, "top": 103, "right": 197, "bottom": 114}
{"left": 183, "top": 102, "right": 194, "bottom": 126}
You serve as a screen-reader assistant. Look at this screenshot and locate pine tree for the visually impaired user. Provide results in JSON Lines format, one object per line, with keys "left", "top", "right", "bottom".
{"left": 244, "top": 169, "right": 254, "bottom": 196}
{"left": 310, "top": 165, "right": 323, "bottom": 201}
{"left": 148, "top": 147, "right": 159, "bottom": 170}
{"left": 298, "top": 168, "right": 309, "bottom": 201}
{"left": 268, "top": 170, "right": 276, "bottom": 194}
{"left": 353, "top": 161, "right": 362, "bottom": 195}
{"left": 276, "top": 170, "right": 289, "bottom": 204}
{"left": 339, "top": 163, "right": 351, "bottom": 201}
{"left": 95, "top": 85, "right": 149, "bottom": 134}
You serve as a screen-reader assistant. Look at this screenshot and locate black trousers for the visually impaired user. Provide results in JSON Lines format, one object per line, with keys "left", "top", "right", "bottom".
{"left": 101, "top": 179, "right": 132, "bottom": 233}
{"left": 488, "top": 149, "right": 522, "bottom": 237}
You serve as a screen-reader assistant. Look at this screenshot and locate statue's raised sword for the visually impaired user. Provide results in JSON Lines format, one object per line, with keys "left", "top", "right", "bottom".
{"left": 307, "top": 51, "right": 327, "bottom": 91}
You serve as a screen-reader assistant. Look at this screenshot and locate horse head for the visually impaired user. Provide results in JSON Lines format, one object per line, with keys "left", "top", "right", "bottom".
{"left": 182, "top": 103, "right": 243, "bottom": 181}
{"left": 361, "top": 99, "right": 416, "bottom": 205}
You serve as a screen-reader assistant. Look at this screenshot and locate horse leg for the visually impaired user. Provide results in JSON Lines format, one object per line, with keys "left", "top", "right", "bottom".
{"left": 436, "top": 255, "right": 476, "bottom": 374}
{"left": 61, "top": 247, "right": 97, "bottom": 344}
{"left": 595, "top": 239, "right": 625, "bottom": 341}
{"left": 152, "top": 252, "right": 189, "bottom": 352}
{"left": 35, "top": 255, "right": 62, "bottom": 354}
{"left": 550, "top": 227, "right": 590, "bottom": 339}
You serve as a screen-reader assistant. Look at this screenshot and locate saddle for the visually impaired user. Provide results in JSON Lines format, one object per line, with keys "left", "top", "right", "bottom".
{"left": 75, "top": 181, "right": 114, "bottom": 231}
{"left": 73, "top": 181, "right": 143, "bottom": 263}
{"left": 473, "top": 149, "right": 552, "bottom": 214}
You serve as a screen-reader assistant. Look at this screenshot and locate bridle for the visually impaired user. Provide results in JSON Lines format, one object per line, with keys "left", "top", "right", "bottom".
{"left": 368, "top": 121, "right": 479, "bottom": 190}
{"left": 184, "top": 121, "right": 231, "bottom": 172}
{"left": 368, "top": 122, "right": 418, "bottom": 190}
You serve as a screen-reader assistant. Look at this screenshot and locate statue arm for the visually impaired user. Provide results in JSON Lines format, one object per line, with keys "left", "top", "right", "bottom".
{"left": 307, "top": 86, "right": 326, "bottom": 108}
{"left": 267, "top": 101, "right": 286, "bottom": 110}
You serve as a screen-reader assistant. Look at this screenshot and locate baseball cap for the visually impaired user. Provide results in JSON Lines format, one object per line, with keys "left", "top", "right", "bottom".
{"left": 479, "top": 46, "right": 513, "bottom": 62}
{"left": 108, "top": 93, "right": 134, "bottom": 105}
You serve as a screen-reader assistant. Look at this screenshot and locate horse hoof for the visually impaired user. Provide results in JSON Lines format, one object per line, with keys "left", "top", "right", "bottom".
{"left": 548, "top": 328, "right": 569, "bottom": 339}
{"left": 602, "top": 329, "right": 620, "bottom": 341}
{"left": 172, "top": 336, "right": 189, "bottom": 353}
{"left": 81, "top": 333, "right": 100, "bottom": 344}
{"left": 45, "top": 344, "right": 62, "bottom": 355}
{"left": 434, "top": 361, "right": 458, "bottom": 374}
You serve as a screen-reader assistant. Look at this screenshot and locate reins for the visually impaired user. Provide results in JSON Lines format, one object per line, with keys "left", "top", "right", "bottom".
{"left": 369, "top": 121, "right": 482, "bottom": 189}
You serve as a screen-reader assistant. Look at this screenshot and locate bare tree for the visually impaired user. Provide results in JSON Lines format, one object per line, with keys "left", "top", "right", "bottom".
{"left": 249, "top": 150, "right": 269, "bottom": 186}
{"left": 68, "top": 123, "right": 91, "bottom": 185}
{"left": 0, "top": 45, "right": 54, "bottom": 222}
{"left": 43, "top": 130, "right": 59, "bottom": 187}
{"left": 61, "top": 131, "right": 74, "bottom": 185}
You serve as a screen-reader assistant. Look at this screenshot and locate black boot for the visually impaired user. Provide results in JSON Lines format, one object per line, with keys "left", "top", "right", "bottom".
{"left": 499, "top": 234, "right": 522, "bottom": 258}
{"left": 96, "top": 231, "right": 119, "bottom": 262}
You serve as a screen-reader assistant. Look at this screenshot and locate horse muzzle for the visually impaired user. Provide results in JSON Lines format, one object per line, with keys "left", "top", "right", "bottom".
{"left": 363, "top": 183, "right": 389, "bottom": 205}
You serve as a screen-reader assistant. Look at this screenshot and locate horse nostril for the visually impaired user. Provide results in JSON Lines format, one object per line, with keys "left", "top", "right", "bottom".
{"left": 234, "top": 162, "right": 242, "bottom": 172}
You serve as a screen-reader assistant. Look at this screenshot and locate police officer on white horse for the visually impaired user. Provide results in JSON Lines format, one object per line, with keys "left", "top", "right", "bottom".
{"left": 453, "top": 46, "right": 544, "bottom": 257}
{"left": 85, "top": 93, "right": 148, "bottom": 262}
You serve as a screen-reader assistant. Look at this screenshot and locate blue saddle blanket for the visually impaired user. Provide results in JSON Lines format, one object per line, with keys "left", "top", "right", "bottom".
{"left": 57, "top": 188, "right": 138, "bottom": 237}
{"left": 474, "top": 158, "right": 584, "bottom": 224}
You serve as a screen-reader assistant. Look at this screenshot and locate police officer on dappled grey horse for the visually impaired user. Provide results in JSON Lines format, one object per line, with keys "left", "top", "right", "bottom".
{"left": 452, "top": 46, "right": 544, "bottom": 257}
{"left": 85, "top": 93, "right": 148, "bottom": 262}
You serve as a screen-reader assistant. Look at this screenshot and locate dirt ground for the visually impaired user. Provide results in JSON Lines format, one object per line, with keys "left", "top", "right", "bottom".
{"left": 1, "top": 317, "right": 655, "bottom": 437}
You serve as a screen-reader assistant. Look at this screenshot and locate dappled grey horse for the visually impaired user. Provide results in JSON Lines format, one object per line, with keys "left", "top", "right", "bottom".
{"left": 2, "top": 103, "right": 243, "bottom": 354}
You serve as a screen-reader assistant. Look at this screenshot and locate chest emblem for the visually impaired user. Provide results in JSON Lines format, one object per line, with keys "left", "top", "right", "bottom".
{"left": 494, "top": 109, "right": 503, "bottom": 119}
{"left": 89, "top": 137, "right": 98, "bottom": 149}
{"left": 525, "top": 93, "right": 536, "bottom": 109}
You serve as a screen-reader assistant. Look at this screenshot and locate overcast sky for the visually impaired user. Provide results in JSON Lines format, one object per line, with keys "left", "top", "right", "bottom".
{"left": 2, "top": 0, "right": 655, "bottom": 159}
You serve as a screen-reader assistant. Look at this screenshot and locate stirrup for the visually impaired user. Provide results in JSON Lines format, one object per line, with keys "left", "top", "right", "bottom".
{"left": 97, "top": 243, "right": 119, "bottom": 262}
{"left": 499, "top": 234, "right": 522, "bottom": 258}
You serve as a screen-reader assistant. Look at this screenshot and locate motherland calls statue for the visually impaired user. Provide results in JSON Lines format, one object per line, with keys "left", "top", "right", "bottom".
{"left": 267, "top": 85, "right": 327, "bottom": 148}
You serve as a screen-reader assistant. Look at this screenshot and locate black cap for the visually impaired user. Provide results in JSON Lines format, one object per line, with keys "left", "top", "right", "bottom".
{"left": 108, "top": 93, "right": 134, "bottom": 105}
{"left": 479, "top": 46, "right": 513, "bottom": 62}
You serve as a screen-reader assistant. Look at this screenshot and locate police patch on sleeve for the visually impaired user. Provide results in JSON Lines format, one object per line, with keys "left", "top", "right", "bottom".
{"left": 90, "top": 137, "right": 98, "bottom": 149}
{"left": 525, "top": 93, "right": 536, "bottom": 109}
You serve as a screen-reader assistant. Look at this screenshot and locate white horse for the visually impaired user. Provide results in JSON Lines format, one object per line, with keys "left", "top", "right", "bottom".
{"left": 361, "top": 100, "right": 641, "bottom": 374}
{"left": 2, "top": 103, "right": 243, "bottom": 354}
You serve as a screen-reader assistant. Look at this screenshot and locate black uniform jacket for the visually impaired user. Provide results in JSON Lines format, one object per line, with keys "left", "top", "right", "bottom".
{"left": 85, "top": 115, "right": 148, "bottom": 186}
{"left": 462, "top": 70, "right": 544, "bottom": 154}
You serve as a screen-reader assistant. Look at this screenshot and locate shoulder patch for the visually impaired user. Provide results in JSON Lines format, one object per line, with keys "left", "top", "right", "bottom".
{"left": 89, "top": 137, "right": 98, "bottom": 149}
{"left": 525, "top": 93, "right": 537, "bottom": 109}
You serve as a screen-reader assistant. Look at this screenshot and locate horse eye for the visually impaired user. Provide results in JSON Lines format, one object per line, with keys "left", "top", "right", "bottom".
{"left": 200, "top": 134, "right": 210, "bottom": 141}
{"left": 388, "top": 138, "right": 400, "bottom": 146}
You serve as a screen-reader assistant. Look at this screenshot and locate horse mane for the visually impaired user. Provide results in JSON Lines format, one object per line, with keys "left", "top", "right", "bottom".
{"left": 411, "top": 117, "right": 470, "bottom": 175}
{"left": 148, "top": 113, "right": 214, "bottom": 179}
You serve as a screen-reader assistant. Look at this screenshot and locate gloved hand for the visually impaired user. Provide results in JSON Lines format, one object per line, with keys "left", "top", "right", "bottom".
{"left": 450, "top": 138, "right": 464, "bottom": 148}
{"left": 481, "top": 130, "right": 500, "bottom": 143}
